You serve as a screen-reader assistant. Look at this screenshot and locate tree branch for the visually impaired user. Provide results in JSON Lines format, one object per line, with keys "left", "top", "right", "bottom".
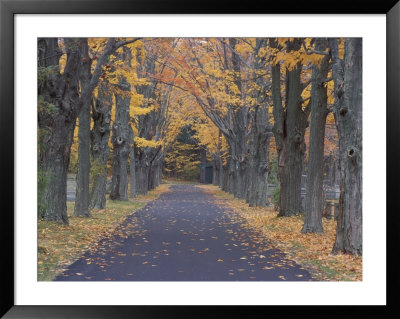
{"left": 302, "top": 42, "right": 330, "bottom": 56}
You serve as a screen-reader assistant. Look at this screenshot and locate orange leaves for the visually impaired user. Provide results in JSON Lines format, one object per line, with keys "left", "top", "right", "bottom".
{"left": 201, "top": 184, "right": 362, "bottom": 282}
{"left": 37, "top": 185, "right": 171, "bottom": 281}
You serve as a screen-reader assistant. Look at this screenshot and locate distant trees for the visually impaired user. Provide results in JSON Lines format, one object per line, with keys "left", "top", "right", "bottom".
{"left": 164, "top": 125, "right": 202, "bottom": 181}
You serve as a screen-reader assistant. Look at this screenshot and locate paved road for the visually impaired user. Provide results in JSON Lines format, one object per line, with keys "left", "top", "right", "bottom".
{"left": 55, "top": 184, "right": 312, "bottom": 281}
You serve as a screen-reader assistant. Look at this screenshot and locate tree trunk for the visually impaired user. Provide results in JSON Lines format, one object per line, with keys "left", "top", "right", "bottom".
{"left": 73, "top": 98, "right": 91, "bottom": 217}
{"left": 136, "top": 158, "right": 150, "bottom": 195}
{"left": 110, "top": 77, "right": 130, "bottom": 201}
{"left": 218, "top": 156, "right": 224, "bottom": 188}
{"left": 38, "top": 38, "right": 83, "bottom": 224}
{"left": 248, "top": 107, "right": 271, "bottom": 207}
{"left": 200, "top": 147, "right": 207, "bottom": 183}
{"left": 270, "top": 43, "right": 286, "bottom": 215}
{"left": 154, "top": 162, "right": 161, "bottom": 188}
{"left": 74, "top": 43, "right": 92, "bottom": 217}
{"left": 227, "top": 155, "right": 235, "bottom": 194}
{"left": 148, "top": 162, "right": 156, "bottom": 191}
{"left": 221, "top": 161, "right": 229, "bottom": 191}
{"left": 271, "top": 38, "right": 309, "bottom": 217}
{"left": 234, "top": 159, "right": 244, "bottom": 198}
{"left": 129, "top": 139, "right": 137, "bottom": 198}
{"left": 302, "top": 38, "right": 330, "bottom": 233}
{"left": 212, "top": 159, "right": 218, "bottom": 185}
{"left": 215, "top": 130, "right": 224, "bottom": 188}
{"left": 247, "top": 38, "right": 271, "bottom": 207}
{"left": 38, "top": 37, "right": 140, "bottom": 223}
{"left": 282, "top": 57, "right": 308, "bottom": 216}
{"left": 40, "top": 119, "right": 77, "bottom": 224}
{"left": 329, "top": 38, "right": 362, "bottom": 255}
{"left": 90, "top": 82, "right": 112, "bottom": 209}
{"left": 135, "top": 147, "right": 152, "bottom": 195}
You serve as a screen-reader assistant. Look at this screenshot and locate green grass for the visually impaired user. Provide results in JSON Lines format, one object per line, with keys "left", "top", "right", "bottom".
{"left": 306, "top": 259, "right": 347, "bottom": 281}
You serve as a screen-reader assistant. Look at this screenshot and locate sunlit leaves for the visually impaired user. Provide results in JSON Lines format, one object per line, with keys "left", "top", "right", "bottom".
{"left": 134, "top": 136, "right": 162, "bottom": 148}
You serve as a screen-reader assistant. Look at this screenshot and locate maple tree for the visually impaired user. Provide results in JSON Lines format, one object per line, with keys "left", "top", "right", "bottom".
{"left": 38, "top": 37, "right": 362, "bottom": 256}
{"left": 38, "top": 37, "right": 141, "bottom": 224}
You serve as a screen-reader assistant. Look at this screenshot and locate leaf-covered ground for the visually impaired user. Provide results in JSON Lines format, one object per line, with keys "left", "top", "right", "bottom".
{"left": 37, "top": 184, "right": 171, "bottom": 281}
{"left": 54, "top": 184, "right": 312, "bottom": 281}
{"left": 198, "top": 185, "right": 362, "bottom": 281}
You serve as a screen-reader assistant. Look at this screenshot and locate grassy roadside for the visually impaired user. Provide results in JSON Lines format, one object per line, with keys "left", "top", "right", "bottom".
{"left": 37, "top": 183, "right": 170, "bottom": 281}
{"left": 197, "top": 184, "right": 362, "bottom": 281}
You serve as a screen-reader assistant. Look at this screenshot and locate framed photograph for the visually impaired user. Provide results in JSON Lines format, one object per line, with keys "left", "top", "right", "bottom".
{"left": 1, "top": 0, "right": 398, "bottom": 317}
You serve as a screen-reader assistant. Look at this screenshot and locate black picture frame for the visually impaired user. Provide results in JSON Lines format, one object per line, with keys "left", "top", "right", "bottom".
{"left": 1, "top": 0, "right": 398, "bottom": 317}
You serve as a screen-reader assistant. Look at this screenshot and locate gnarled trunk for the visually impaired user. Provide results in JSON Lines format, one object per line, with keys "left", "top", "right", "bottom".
{"left": 247, "top": 39, "right": 271, "bottom": 207}
{"left": 40, "top": 119, "right": 77, "bottom": 224}
{"left": 38, "top": 38, "right": 83, "bottom": 224}
{"left": 329, "top": 38, "right": 362, "bottom": 255}
{"left": 90, "top": 82, "right": 112, "bottom": 209}
{"left": 110, "top": 77, "right": 130, "bottom": 201}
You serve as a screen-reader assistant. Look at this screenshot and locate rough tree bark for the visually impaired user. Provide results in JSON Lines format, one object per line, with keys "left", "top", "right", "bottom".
{"left": 38, "top": 37, "right": 141, "bottom": 223}
{"left": 38, "top": 38, "right": 83, "bottom": 224}
{"left": 133, "top": 50, "right": 157, "bottom": 195}
{"left": 282, "top": 55, "right": 308, "bottom": 216}
{"left": 271, "top": 60, "right": 286, "bottom": 214}
{"left": 302, "top": 38, "right": 330, "bottom": 233}
{"left": 110, "top": 47, "right": 132, "bottom": 201}
{"left": 110, "top": 81, "right": 130, "bottom": 200}
{"left": 90, "top": 81, "right": 112, "bottom": 209}
{"left": 229, "top": 38, "right": 249, "bottom": 200}
{"left": 329, "top": 38, "right": 362, "bottom": 255}
{"left": 247, "top": 105, "right": 271, "bottom": 207}
{"left": 271, "top": 38, "right": 310, "bottom": 217}
{"left": 74, "top": 42, "right": 92, "bottom": 217}
{"left": 247, "top": 38, "right": 271, "bottom": 207}
{"left": 135, "top": 151, "right": 150, "bottom": 195}
{"left": 129, "top": 127, "right": 137, "bottom": 198}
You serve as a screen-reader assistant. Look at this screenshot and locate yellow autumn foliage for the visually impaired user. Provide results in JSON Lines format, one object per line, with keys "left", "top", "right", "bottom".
{"left": 134, "top": 136, "right": 161, "bottom": 148}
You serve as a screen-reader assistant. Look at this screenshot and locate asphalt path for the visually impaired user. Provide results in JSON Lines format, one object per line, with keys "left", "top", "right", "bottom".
{"left": 55, "top": 184, "right": 312, "bottom": 281}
